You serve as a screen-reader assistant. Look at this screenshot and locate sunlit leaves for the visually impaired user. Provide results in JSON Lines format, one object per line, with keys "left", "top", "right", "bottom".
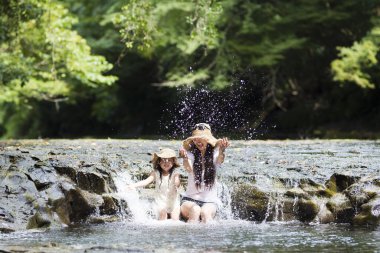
{"left": 0, "top": 0, "right": 117, "bottom": 105}
{"left": 331, "top": 20, "right": 380, "bottom": 89}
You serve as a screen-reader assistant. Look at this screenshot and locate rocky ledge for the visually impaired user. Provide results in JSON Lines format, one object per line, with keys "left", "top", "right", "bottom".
{"left": 0, "top": 139, "right": 379, "bottom": 232}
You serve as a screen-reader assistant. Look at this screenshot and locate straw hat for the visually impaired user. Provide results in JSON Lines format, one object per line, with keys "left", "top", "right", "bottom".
{"left": 183, "top": 123, "right": 221, "bottom": 151}
{"left": 151, "top": 148, "right": 180, "bottom": 168}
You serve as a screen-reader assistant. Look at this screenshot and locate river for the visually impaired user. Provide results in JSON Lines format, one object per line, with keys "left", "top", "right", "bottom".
{"left": 0, "top": 139, "right": 379, "bottom": 252}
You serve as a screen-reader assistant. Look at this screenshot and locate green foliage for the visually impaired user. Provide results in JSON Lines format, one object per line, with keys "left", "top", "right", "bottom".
{"left": 0, "top": 0, "right": 117, "bottom": 105}
{"left": 331, "top": 18, "right": 380, "bottom": 89}
{"left": 1, "top": 0, "right": 380, "bottom": 139}
{"left": 115, "top": 0, "right": 380, "bottom": 92}
{"left": 115, "top": 0, "right": 224, "bottom": 88}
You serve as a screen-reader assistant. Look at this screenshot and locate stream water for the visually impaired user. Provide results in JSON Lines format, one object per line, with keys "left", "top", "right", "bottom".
{"left": 1, "top": 139, "right": 380, "bottom": 252}
{"left": 1, "top": 221, "right": 379, "bottom": 252}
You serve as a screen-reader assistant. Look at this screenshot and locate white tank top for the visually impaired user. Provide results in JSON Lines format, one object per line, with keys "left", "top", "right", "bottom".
{"left": 183, "top": 147, "right": 222, "bottom": 204}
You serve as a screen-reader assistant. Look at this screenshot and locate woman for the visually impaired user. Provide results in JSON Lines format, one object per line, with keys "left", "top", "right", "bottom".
{"left": 179, "top": 123, "right": 230, "bottom": 223}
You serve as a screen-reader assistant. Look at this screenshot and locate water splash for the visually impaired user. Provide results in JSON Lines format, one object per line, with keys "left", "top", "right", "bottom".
{"left": 113, "top": 171, "right": 153, "bottom": 222}
{"left": 217, "top": 182, "right": 234, "bottom": 220}
{"left": 159, "top": 83, "right": 259, "bottom": 140}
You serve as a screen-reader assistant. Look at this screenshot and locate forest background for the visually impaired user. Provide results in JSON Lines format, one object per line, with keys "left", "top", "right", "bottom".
{"left": 1, "top": 0, "right": 380, "bottom": 140}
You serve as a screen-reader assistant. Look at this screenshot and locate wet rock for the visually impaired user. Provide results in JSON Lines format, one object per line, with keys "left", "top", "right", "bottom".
{"left": 266, "top": 196, "right": 299, "bottom": 221}
{"left": 296, "top": 198, "right": 319, "bottom": 222}
{"left": 0, "top": 207, "right": 15, "bottom": 223}
{"left": 316, "top": 202, "right": 335, "bottom": 224}
{"left": 326, "top": 173, "right": 360, "bottom": 193}
{"left": 26, "top": 167, "right": 56, "bottom": 191}
{"left": 87, "top": 215, "right": 121, "bottom": 224}
{"left": 77, "top": 171, "right": 109, "bottom": 194}
{"left": 66, "top": 188, "right": 100, "bottom": 222}
{"left": 231, "top": 184, "right": 269, "bottom": 221}
{"left": 373, "top": 177, "right": 380, "bottom": 187}
{"left": 299, "top": 180, "right": 334, "bottom": 198}
{"left": 0, "top": 223, "right": 16, "bottom": 233}
{"left": 53, "top": 165, "right": 77, "bottom": 183}
{"left": 285, "top": 188, "right": 310, "bottom": 199}
{"left": 100, "top": 195, "right": 119, "bottom": 215}
{"left": 49, "top": 187, "right": 101, "bottom": 224}
{"left": 326, "top": 193, "right": 355, "bottom": 223}
{"left": 27, "top": 211, "right": 51, "bottom": 229}
{"left": 44, "top": 183, "right": 66, "bottom": 205}
{"left": 353, "top": 197, "right": 380, "bottom": 226}
{"left": 344, "top": 183, "right": 377, "bottom": 209}
{"left": 2, "top": 169, "right": 38, "bottom": 195}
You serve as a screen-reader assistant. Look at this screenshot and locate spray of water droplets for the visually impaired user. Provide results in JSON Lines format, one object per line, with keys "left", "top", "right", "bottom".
{"left": 159, "top": 81, "right": 262, "bottom": 140}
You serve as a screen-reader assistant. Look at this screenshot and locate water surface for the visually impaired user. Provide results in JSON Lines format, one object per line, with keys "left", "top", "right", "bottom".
{"left": 1, "top": 221, "right": 379, "bottom": 252}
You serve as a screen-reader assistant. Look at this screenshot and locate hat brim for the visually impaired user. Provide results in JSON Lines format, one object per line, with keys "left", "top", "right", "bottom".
{"left": 151, "top": 153, "right": 180, "bottom": 168}
{"left": 183, "top": 135, "right": 221, "bottom": 151}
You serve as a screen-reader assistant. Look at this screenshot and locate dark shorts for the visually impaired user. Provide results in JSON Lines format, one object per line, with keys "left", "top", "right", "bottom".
{"left": 180, "top": 196, "right": 216, "bottom": 208}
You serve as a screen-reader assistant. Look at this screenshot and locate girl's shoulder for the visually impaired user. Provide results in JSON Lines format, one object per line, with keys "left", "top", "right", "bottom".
{"left": 150, "top": 170, "right": 157, "bottom": 178}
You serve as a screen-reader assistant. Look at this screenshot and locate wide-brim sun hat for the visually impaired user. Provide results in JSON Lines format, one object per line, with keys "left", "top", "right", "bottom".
{"left": 183, "top": 123, "right": 221, "bottom": 151}
{"left": 151, "top": 148, "right": 180, "bottom": 168}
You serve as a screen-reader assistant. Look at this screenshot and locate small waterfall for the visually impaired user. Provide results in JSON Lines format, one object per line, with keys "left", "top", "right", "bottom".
{"left": 217, "top": 182, "right": 234, "bottom": 220}
{"left": 113, "top": 170, "right": 153, "bottom": 222}
{"left": 263, "top": 192, "right": 285, "bottom": 222}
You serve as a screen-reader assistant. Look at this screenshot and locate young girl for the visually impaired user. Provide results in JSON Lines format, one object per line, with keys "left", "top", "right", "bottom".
{"left": 179, "top": 123, "right": 230, "bottom": 223}
{"left": 127, "top": 148, "right": 181, "bottom": 220}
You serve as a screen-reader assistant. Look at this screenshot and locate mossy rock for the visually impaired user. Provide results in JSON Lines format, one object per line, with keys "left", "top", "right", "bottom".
{"left": 285, "top": 188, "right": 310, "bottom": 199}
{"left": 317, "top": 204, "right": 335, "bottom": 224}
{"left": 231, "top": 184, "right": 269, "bottom": 221}
{"left": 326, "top": 193, "right": 355, "bottom": 223}
{"left": 299, "top": 181, "right": 334, "bottom": 198}
{"left": 296, "top": 198, "right": 319, "bottom": 222}
{"left": 353, "top": 198, "right": 380, "bottom": 226}
{"left": 326, "top": 174, "right": 360, "bottom": 193}
{"left": 266, "top": 196, "right": 298, "bottom": 221}
{"left": 27, "top": 212, "right": 51, "bottom": 229}
{"left": 344, "top": 183, "right": 376, "bottom": 208}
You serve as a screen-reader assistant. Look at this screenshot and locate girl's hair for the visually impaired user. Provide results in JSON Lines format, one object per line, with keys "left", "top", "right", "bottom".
{"left": 154, "top": 158, "right": 175, "bottom": 187}
{"left": 191, "top": 144, "right": 216, "bottom": 190}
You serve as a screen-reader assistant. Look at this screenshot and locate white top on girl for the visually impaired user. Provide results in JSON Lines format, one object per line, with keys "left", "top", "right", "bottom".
{"left": 154, "top": 171, "right": 180, "bottom": 213}
{"left": 183, "top": 147, "right": 222, "bottom": 205}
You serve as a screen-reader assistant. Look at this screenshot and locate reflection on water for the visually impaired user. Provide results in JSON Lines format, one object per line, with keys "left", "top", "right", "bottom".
{"left": 1, "top": 221, "right": 379, "bottom": 252}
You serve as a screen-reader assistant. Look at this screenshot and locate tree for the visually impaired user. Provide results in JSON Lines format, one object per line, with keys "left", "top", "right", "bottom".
{"left": 332, "top": 17, "right": 380, "bottom": 89}
{"left": 0, "top": 0, "right": 117, "bottom": 137}
{"left": 0, "top": 0, "right": 117, "bottom": 104}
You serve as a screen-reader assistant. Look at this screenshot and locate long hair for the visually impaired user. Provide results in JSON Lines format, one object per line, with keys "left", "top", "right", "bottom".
{"left": 191, "top": 144, "right": 216, "bottom": 190}
{"left": 154, "top": 158, "right": 175, "bottom": 188}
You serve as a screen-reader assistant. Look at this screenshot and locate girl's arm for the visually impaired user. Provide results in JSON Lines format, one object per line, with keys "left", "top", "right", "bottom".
{"left": 215, "top": 137, "right": 230, "bottom": 165}
{"left": 173, "top": 173, "right": 181, "bottom": 188}
{"left": 180, "top": 148, "right": 193, "bottom": 173}
{"left": 127, "top": 171, "right": 155, "bottom": 189}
